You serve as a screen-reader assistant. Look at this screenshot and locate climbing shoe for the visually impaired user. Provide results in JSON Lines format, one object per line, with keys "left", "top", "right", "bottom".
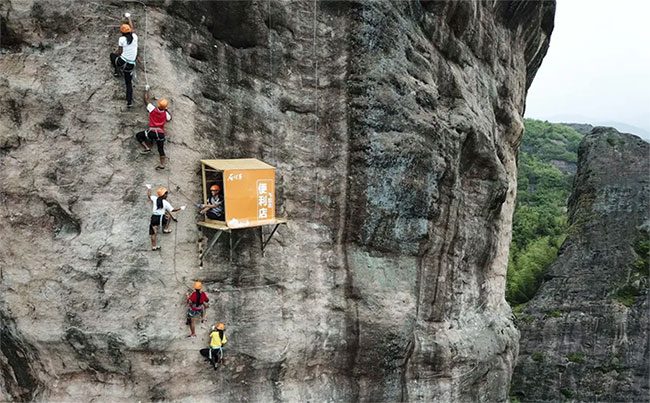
{"left": 126, "top": 102, "right": 133, "bottom": 108}
{"left": 151, "top": 246, "right": 161, "bottom": 251}
{"left": 155, "top": 165, "right": 165, "bottom": 170}
{"left": 140, "top": 149, "right": 151, "bottom": 154}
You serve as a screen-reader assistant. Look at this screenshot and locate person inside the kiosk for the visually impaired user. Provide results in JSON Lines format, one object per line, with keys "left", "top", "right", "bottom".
{"left": 200, "top": 184, "right": 224, "bottom": 221}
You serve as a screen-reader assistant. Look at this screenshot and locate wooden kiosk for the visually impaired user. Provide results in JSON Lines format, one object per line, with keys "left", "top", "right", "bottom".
{"left": 197, "top": 158, "right": 287, "bottom": 261}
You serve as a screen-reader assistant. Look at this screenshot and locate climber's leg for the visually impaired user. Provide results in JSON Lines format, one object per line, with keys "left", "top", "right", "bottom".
{"left": 189, "top": 316, "right": 197, "bottom": 336}
{"left": 156, "top": 138, "right": 166, "bottom": 169}
{"left": 149, "top": 217, "right": 158, "bottom": 249}
{"left": 110, "top": 53, "right": 120, "bottom": 76}
{"left": 124, "top": 65, "right": 134, "bottom": 107}
{"left": 136, "top": 130, "right": 152, "bottom": 152}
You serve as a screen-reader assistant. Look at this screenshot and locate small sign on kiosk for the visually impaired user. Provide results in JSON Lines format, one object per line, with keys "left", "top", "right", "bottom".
{"left": 198, "top": 158, "right": 287, "bottom": 260}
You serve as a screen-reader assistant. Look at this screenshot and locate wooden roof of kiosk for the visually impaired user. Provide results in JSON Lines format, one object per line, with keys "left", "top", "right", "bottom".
{"left": 201, "top": 158, "right": 275, "bottom": 171}
{"left": 197, "top": 158, "right": 287, "bottom": 261}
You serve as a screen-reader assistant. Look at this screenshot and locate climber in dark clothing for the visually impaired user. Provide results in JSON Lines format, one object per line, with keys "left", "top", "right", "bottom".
{"left": 200, "top": 184, "right": 225, "bottom": 221}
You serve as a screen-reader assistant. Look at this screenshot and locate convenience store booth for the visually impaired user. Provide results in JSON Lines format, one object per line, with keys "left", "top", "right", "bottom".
{"left": 197, "top": 158, "right": 287, "bottom": 261}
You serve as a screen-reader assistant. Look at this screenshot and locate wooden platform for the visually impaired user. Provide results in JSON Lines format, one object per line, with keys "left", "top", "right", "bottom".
{"left": 197, "top": 218, "right": 288, "bottom": 261}
{"left": 196, "top": 220, "right": 229, "bottom": 231}
{"left": 196, "top": 218, "right": 288, "bottom": 231}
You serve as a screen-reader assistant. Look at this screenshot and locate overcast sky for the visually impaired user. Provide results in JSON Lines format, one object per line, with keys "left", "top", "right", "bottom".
{"left": 524, "top": 0, "right": 650, "bottom": 137}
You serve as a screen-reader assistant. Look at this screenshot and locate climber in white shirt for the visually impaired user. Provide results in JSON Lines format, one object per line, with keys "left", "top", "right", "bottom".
{"left": 110, "top": 14, "right": 138, "bottom": 108}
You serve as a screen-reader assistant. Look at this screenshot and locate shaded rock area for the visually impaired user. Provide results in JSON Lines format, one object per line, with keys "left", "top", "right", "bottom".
{"left": 0, "top": 311, "right": 44, "bottom": 401}
{"left": 511, "top": 128, "right": 650, "bottom": 401}
{"left": 0, "top": 0, "right": 553, "bottom": 401}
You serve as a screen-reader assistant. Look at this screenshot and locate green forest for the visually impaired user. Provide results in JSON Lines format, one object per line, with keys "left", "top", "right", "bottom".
{"left": 507, "top": 119, "right": 584, "bottom": 305}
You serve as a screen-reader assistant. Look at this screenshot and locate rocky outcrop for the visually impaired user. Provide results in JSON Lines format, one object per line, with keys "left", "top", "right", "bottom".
{"left": 0, "top": 0, "right": 554, "bottom": 401}
{"left": 510, "top": 128, "right": 650, "bottom": 401}
{"left": 562, "top": 123, "right": 594, "bottom": 136}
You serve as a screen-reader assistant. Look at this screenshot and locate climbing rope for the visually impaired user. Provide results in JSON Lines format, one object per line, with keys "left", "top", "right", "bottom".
{"left": 129, "top": 1, "right": 284, "bottom": 333}
{"left": 312, "top": 0, "right": 319, "bottom": 136}
{"left": 268, "top": 0, "right": 275, "bottom": 164}
{"left": 268, "top": 0, "right": 272, "bottom": 77}
{"left": 161, "top": 159, "right": 198, "bottom": 295}
{"left": 167, "top": 178, "right": 199, "bottom": 205}
{"left": 94, "top": 0, "right": 203, "bottom": 333}
{"left": 158, "top": 159, "right": 188, "bottom": 290}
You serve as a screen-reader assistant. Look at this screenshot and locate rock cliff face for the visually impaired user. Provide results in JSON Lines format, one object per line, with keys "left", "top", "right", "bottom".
{"left": 0, "top": 1, "right": 554, "bottom": 401}
{"left": 511, "top": 128, "right": 649, "bottom": 401}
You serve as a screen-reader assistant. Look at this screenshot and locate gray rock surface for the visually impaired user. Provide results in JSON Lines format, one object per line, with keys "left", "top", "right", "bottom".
{"left": 510, "top": 128, "right": 650, "bottom": 401}
{"left": 0, "top": 0, "right": 554, "bottom": 401}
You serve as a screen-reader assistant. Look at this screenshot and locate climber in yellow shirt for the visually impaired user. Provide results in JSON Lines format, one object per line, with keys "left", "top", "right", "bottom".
{"left": 208, "top": 322, "right": 227, "bottom": 369}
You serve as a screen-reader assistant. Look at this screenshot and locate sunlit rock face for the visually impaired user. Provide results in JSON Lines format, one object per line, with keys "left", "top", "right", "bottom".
{"left": 0, "top": 0, "right": 553, "bottom": 401}
{"left": 511, "top": 128, "right": 649, "bottom": 402}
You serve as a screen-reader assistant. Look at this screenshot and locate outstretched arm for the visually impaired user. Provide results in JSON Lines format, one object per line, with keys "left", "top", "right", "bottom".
{"left": 200, "top": 196, "right": 222, "bottom": 213}
{"left": 165, "top": 206, "right": 185, "bottom": 223}
{"left": 125, "top": 14, "right": 134, "bottom": 31}
{"left": 200, "top": 203, "right": 215, "bottom": 214}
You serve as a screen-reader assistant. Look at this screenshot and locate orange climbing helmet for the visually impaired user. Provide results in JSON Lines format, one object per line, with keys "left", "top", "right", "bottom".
{"left": 156, "top": 187, "right": 168, "bottom": 197}
{"left": 193, "top": 281, "right": 202, "bottom": 290}
{"left": 120, "top": 24, "right": 132, "bottom": 34}
{"left": 216, "top": 322, "right": 225, "bottom": 330}
{"left": 210, "top": 184, "right": 220, "bottom": 192}
{"left": 157, "top": 99, "right": 168, "bottom": 110}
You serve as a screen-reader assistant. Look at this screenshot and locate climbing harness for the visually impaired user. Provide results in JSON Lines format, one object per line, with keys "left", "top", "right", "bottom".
{"left": 116, "top": 57, "right": 135, "bottom": 75}
{"left": 119, "top": 55, "right": 136, "bottom": 65}
{"left": 208, "top": 347, "right": 223, "bottom": 364}
{"left": 145, "top": 129, "right": 165, "bottom": 142}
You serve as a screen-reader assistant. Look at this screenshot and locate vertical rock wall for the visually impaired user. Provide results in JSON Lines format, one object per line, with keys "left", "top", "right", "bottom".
{"left": 0, "top": 0, "right": 554, "bottom": 401}
{"left": 511, "top": 128, "right": 650, "bottom": 401}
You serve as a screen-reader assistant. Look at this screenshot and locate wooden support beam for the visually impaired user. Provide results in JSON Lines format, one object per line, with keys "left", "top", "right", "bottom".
{"left": 261, "top": 223, "right": 282, "bottom": 253}
{"left": 200, "top": 231, "right": 223, "bottom": 261}
{"left": 198, "top": 218, "right": 287, "bottom": 260}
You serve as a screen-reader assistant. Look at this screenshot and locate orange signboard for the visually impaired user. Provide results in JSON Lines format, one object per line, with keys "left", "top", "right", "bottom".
{"left": 201, "top": 159, "right": 277, "bottom": 229}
